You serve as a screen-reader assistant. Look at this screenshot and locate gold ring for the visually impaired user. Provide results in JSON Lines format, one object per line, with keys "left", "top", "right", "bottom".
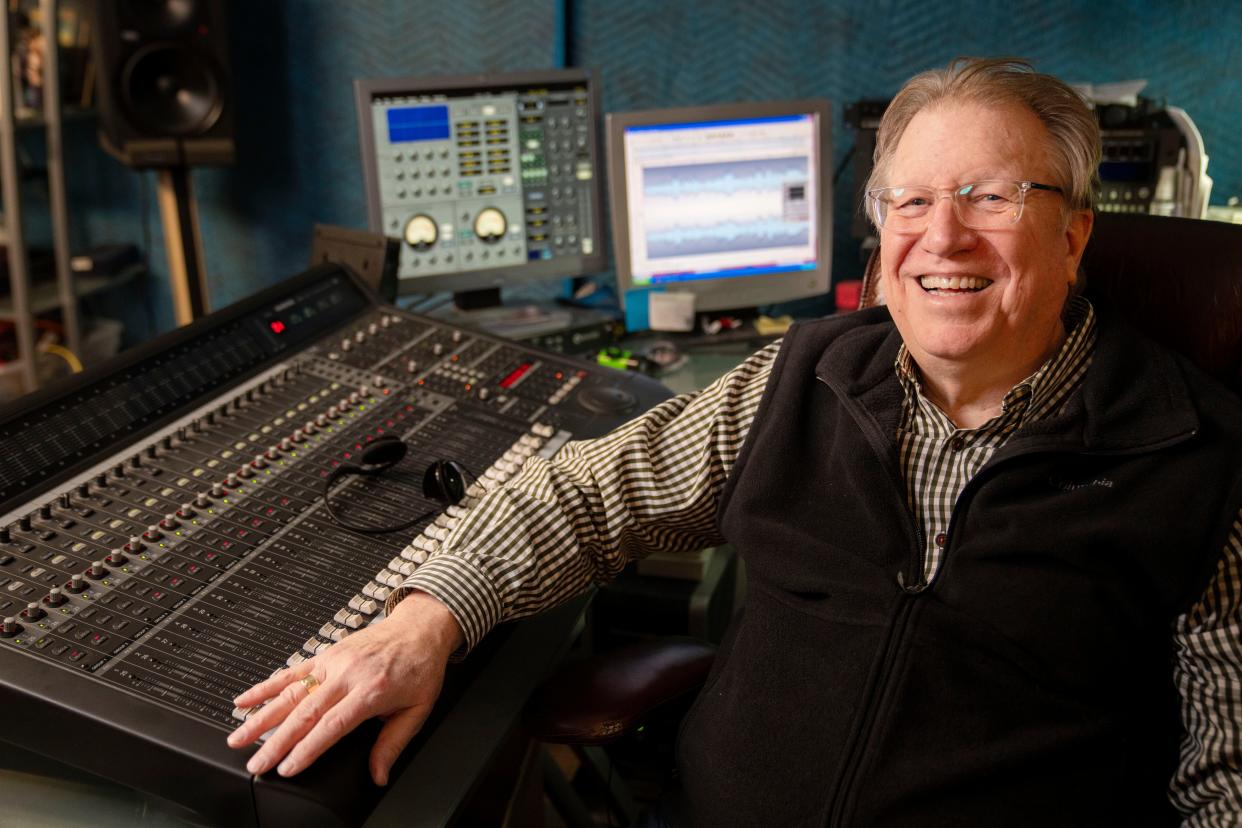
{"left": 299, "top": 674, "right": 320, "bottom": 695}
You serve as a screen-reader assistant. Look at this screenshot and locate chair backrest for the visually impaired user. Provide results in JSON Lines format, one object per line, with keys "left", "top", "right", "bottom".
{"left": 855, "top": 213, "right": 1242, "bottom": 396}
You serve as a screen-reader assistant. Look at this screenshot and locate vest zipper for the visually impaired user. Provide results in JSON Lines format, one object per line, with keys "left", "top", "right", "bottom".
{"left": 825, "top": 591, "right": 919, "bottom": 826}
{"left": 817, "top": 374, "right": 929, "bottom": 824}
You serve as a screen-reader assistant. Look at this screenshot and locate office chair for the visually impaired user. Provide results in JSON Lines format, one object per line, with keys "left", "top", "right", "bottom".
{"left": 523, "top": 212, "right": 1242, "bottom": 823}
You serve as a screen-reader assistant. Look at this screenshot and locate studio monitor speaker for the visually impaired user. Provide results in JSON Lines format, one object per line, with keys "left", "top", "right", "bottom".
{"left": 90, "top": 0, "right": 235, "bottom": 168}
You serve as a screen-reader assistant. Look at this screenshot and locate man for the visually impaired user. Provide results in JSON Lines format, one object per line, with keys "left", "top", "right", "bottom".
{"left": 228, "top": 58, "right": 1242, "bottom": 824}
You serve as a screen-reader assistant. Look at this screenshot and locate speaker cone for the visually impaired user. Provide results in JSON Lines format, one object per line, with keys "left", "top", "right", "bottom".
{"left": 121, "top": 43, "right": 222, "bottom": 136}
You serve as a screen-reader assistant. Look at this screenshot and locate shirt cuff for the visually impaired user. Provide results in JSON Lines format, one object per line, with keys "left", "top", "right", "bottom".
{"left": 384, "top": 554, "right": 503, "bottom": 657}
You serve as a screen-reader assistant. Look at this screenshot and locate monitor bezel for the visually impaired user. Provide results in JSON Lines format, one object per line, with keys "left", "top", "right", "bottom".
{"left": 354, "top": 67, "right": 607, "bottom": 298}
{"left": 606, "top": 98, "right": 833, "bottom": 313}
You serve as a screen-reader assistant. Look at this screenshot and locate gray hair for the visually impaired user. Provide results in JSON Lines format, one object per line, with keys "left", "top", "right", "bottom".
{"left": 866, "top": 57, "right": 1100, "bottom": 214}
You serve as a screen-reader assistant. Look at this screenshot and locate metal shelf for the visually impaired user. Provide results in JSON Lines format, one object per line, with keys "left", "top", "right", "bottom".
{"left": 0, "top": 264, "right": 143, "bottom": 319}
{"left": 0, "top": 0, "right": 81, "bottom": 393}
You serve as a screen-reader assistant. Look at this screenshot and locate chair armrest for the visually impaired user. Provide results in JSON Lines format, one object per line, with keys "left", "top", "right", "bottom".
{"left": 524, "top": 637, "right": 717, "bottom": 746}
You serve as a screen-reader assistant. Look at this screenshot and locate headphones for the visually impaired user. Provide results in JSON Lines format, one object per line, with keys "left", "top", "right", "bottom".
{"left": 322, "top": 434, "right": 472, "bottom": 534}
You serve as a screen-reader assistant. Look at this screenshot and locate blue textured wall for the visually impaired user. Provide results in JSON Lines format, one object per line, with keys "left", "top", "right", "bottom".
{"left": 67, "top": 0, "right": 1242, "bottom": 339}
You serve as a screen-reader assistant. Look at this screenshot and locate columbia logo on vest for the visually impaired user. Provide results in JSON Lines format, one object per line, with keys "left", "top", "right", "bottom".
{"left": 1049, "top": 475, "right": 1115, "bottom": 492}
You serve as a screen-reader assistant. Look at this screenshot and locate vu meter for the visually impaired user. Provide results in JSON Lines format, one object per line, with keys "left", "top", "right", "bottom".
{"left": 403, "top": 214, "right": 438, "bottom": 252}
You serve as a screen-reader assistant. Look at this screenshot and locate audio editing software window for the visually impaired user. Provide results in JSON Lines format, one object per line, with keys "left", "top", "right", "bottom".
{"left": 620, "top": 114, "right": 820, "bottom": 287}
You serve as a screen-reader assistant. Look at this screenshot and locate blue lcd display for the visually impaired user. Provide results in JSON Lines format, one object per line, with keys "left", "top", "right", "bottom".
{"left": 387, "top": 105, "right": 451, "bottom": 142}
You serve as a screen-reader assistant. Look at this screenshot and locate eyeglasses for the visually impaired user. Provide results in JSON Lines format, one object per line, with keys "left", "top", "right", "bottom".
{"left": 866, "top": 180, "right": 1064, "bottom": 233}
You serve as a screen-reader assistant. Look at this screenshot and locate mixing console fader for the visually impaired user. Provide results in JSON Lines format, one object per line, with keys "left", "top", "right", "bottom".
{"left": 0, "top": 263, "right": 671, "bottom": 826}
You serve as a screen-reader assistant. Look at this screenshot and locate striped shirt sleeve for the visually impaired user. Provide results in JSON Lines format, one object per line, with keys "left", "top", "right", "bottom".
{"left": 1171, "top": 508, "right": 1242, "bottom": 824}
{"left": 391, "top": 339, "right": 781, "bottom": 652}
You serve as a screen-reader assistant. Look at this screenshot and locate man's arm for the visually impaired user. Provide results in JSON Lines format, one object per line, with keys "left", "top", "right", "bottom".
{"left": 1171, "top": 507, "right": 1242, "bottom": 824}
{"left": 388, "top": 338, "right": 781, "bottom": 652}
{"left": 228, "top": 339, "right": 782, "bottom": 783}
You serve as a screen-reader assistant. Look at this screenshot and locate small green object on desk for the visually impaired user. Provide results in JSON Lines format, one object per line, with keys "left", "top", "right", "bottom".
{"left": 597, "top": 346, "right": 636, "bottom": 371}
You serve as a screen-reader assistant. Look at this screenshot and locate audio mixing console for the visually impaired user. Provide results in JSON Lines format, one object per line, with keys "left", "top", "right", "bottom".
{"left": 0, "top": 263, "right": 670, "bottom": 826}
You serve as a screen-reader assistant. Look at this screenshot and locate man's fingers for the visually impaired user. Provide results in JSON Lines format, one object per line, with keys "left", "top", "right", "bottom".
{"left": 228, "top": 667, "right": 315, "bottom": 747}
{"left": 369, "top": 705, "right": 430, "bottom": 786}
{"left": 243, "top": 678, "right": 346, "bottom": 776}
{"left": 233, "top": 664, "right": 308, "bottom": 708}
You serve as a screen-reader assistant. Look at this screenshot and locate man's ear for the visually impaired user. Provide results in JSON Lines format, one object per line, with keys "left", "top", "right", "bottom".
{"left": 1064, "top": 209, "right": 1094, "bottom": 286}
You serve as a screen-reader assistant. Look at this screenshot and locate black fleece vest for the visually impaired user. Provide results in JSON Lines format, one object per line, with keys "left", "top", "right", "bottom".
{"left": 677, "top": 305, "right": 1242, "bottom": 827}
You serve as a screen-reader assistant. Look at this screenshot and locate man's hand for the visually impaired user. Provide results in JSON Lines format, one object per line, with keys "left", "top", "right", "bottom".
{"left": 226, "top": 591, "right": 465, "bottom": 785}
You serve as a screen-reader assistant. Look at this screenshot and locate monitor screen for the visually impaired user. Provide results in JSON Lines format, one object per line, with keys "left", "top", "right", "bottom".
{"left": 354, "top": 69, "right": 605, "bottom": 303}
{"left": 607, "top": 99, "right": 832, "bottom": 315}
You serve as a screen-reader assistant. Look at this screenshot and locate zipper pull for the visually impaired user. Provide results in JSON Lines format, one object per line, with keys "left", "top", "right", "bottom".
{"left": 897, "top": 570, "right": 927, "bottom": 594}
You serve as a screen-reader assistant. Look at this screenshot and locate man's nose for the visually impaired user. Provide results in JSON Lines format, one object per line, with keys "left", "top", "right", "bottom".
{"left": 920, "top": 195, "right": 977, "bottom": 256}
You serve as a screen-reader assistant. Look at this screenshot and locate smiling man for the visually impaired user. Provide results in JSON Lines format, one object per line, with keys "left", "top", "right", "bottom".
{"left": 229, "top": 59, "right": 1242, "bottom": 826}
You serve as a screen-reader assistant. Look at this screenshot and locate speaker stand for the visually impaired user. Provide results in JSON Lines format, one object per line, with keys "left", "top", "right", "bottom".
{"left": 156, "top": 166, "right": 210, "bottom": 325}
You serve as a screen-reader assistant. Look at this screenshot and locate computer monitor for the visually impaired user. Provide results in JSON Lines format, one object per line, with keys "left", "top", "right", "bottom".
{"left": 606, "top": 99, "right": 832, "bottom": 316}
{"left": 354, "top": 68, "right": 605, "bottom": 308}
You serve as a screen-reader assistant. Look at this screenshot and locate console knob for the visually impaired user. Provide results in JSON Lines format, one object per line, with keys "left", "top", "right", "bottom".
{"left": 0, "top": 527, "right": 10, "bottom": 544}
{"left": 107, "top": 548, "right": 127, "bottom": 566}
{"left": 38, "top": 505, "right": 52, "bottom": 520}
{"left": 161, "top": 513, "right": 180, "bottom": 529}
{"left": 381, "top": 315, "right": 392, "bottom": 329}
{"left": 478, "top": 387, "right": 491, "bottom": 401}
{"left": 327, "top": 406, "right": 339, "bottom": 419}
{"left": 252, "top": 455, "right": 268, "bottom": 469}
{"left": 406, "top": 359, "right": 419, "bottom": 374}
{"left": 45, "top": 587, "right": 66, "bottom": 607}
{"left": 279, "top": 437, "right": 294, "bottom": 451}
{"left": 131, "top": 454, "right": 142, "bottom": 468}
{"left": 178, "top": 427, "right": 189, "bottom": 442}
{"left": 114, "top": 463, "right": 126, "bottom": 478}
{"left": 97, "top": 473, "right": 110, "bottom": 488}
{"left": 178, "top": 503, "right": 197, "bottom": 518}
{"left": 162, "top": 436, "right": 173, "bottom": 450}
{"left": 210, "top": 483, "right": 226, "bottom": 498}
{"left": 88, "top": 561, "right": 107, "bottom": 578}
{"left": 354, "top": 331, "right": 366, "bottom": 344}
{"left": 66, "top": 573, "right": 86, "bottom": 593}
{"left": 267, "top": 445, "right": 282, "bottom": 459}
{"left": 238, "top": 465, "right": 254, "bottom": 479}
{"left": 341, "top": 339, "right": 352, "bottom": 352}
{"left": 23, "top": 601, "right": 44, "bottom": 621}
{"left": 18, "top": 516, "right": 31, "bottom": 532}
{"left": 134, "top": 531, "right": 152, "bottom": 547}
{"left": 77, "top": 483, "right": 90, "bottom": 498}
{"left": 147, "top": 445, "right": 159, "bottom": 459}
{"left": 368, "top": 323, "right": 379, "bottom": 336}
{"left": 196, "top": 491, "right": 213, "bottom": 506}
{"left": 432, "top": 343, "right": 445, "bottom": 357}
{"left": 2, "top": 617, "right": 19, "bottom": 636}
{"left": 291, "top": 429, "right": 306, "bottom": 443}
{"left": 225, "top": 473, "right": 240, "bottom": 487}
{"left": 348, "top": 392, "right": 361, "bottom": 405}
{"left": 451, "top": 330, "right": 463, "bottom": 343}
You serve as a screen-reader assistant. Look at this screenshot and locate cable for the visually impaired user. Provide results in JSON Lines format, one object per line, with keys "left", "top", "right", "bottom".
{"left": 40, "top": 342, "right": 82, "bottom": 373}
{"left": 322, "top": 454, "right": 478, "bottom": 535}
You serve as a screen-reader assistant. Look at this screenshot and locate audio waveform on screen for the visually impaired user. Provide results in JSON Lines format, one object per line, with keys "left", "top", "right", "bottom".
{"left": 641, "top": 157, "right": 810, "bottom": 259}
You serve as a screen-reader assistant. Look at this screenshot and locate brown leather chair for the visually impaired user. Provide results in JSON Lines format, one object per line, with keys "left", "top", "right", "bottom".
{"left": 523, "top": 212, "right": 1242, "bottom": 821}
